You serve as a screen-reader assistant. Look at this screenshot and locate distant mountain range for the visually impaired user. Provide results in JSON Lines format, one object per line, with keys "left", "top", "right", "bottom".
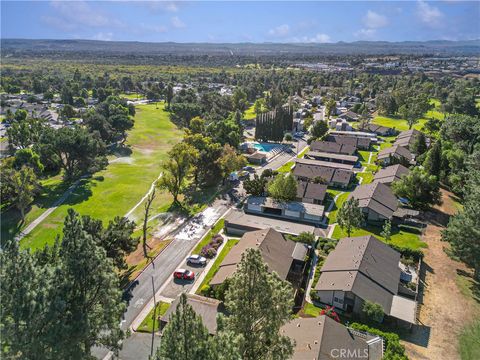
{"left": 2, "top": 38, "right": 479, "bottom": 57}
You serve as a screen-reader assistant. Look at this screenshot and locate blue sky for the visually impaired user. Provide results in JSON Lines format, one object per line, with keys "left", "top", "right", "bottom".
{"left": 1, "top": 1, "right": 479, "bottom": 43}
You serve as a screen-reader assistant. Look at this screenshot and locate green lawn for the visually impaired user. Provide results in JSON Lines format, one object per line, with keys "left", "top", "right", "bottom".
{"left": 19, "top": 103, "right": 183, "bottom": 250}
{"left": 328, "top": 192, "right": 349, "bottom": 223}
{"left": 357, "top": 172, "right": 374, "bottom": 185}
{"left": 456, "top": 272, "right": 480, "bottom": 360}
{"left": 297, "top": 146, "right": 310, "bottom": 158}
{"left": 372, "top": 116, "right": 429, "bottom": 132}
{"left": 120, "top": 92, "right": 144, "bottom": 100}
{"left": 136, "top": 301, "right": 171, "bottom": 333}
{"left": 244, "top": 104, "right": 256, "bottom": 120}
{"left": 302, "top": 302, "right": 323, "bottom": 317}
{"left": 332, "top": 224, "right": 426, "bottom": 250}
{"left": 191, "top": 219, "right": 225, "bottom": 255}
{"left": 277, "top": 161, "right": 294, "bottom": 173}
{"left": 197, "top": 239, "right": 239, "bottom": 293}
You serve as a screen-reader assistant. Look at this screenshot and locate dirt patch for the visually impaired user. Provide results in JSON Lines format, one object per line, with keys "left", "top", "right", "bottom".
{"left": 402, "top": 189, "right": 478, "bottom": 360}
{"left": 126, "top": 237, "right": 172, "bottom": 281}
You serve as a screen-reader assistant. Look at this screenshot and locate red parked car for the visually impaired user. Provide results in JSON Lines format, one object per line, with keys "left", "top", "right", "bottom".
{"left": 173, "top": 269, "right": 195, "bottom": 280}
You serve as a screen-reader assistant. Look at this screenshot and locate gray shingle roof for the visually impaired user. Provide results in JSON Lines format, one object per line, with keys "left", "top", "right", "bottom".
{"left": 373, "top": 164, "right": 410, "bottom": 185}
{"left": 310, "top": 140, "right": 357, "bottom": 155}
{"left": 347, "top": 182, "right": 398, "bottom": 219}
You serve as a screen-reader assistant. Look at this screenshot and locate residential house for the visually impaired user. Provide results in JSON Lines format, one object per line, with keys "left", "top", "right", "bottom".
{"left": 363, "top": 123, "right": 396, "bottom": 136}
{"left": 338, "top": 110, "right": 360, "bottom": 122}
{"left": 160, "top": 294, "right": 223, "bottom": 335}
{"left": 305, "top": 151, "right": 358, "bottom": 166}
{"left": 373, "top": 164, "right": 410, "bottom": 186}
{"left": 309, "top": 140, "right": 357, "bottom": 155}
{"left": 293, "top": 158, "right": 354, "bottom": 189}
{"left": 326, "top": 134, "right": 371, "bottom": 150}
{"left": 314, "top": 235, "right": 417, "bottom": 325}
{"left": 393, "top": 129, "right": 425, "bottom": 150}
{"left": 247, "top": 151, "right": 267, "bottom": 165}
{"left": 347, "top": 181, "right": 398, "bottom": 222}
{"left": 244, "top": 196, "right": 325, "bottom": 225}
{"left": 281, "top": 315, "right": 384, "bottom": 360}
{"left": 377, "top": 145, "right": 414, "bottom": 166}
{"left": 224, "top": 209, "right": 317, "bottom": 237}
{"left": 296, "top": 181, "right": 328, "bottom": 204}
{"left": 210, "top": 228, "right": 310, "bottom": 290}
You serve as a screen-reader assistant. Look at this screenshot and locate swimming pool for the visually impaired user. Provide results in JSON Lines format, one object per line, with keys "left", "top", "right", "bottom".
{"left": 253, "top": 143, "right": 281, "bottom": 152}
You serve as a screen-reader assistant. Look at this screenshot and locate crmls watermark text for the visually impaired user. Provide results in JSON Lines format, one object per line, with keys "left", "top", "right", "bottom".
{"left": 330, "top": 348, "right": 369, "bottom": 358}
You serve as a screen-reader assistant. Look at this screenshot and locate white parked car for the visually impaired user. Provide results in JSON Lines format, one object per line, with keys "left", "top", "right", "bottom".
{"left": 187, "top": 254, "right": 207, "bottom": 266}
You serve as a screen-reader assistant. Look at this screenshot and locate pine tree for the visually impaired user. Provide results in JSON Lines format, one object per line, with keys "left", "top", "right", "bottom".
{"left": 225, "top": 248, "right": 294, "bottom": 360}
{"left": 424, "top": 140, "right": 442, "bottom": 178}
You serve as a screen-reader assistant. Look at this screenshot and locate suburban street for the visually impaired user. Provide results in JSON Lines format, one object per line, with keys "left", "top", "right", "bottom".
{"left": 93, "top": 138, "right": 308, "bottom": 359}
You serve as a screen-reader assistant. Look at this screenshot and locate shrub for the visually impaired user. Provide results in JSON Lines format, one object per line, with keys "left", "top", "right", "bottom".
{"left": 310, "top": 291, "right": 321, "bottom": 303}
{"left": 320, "top": 306, "right": 340, "bottom": 322}
{"left": 349, "top": 323, "right": 408, "bottom": 360}
{"left": 362, "top": 301, "right": 384, "bottom": 323}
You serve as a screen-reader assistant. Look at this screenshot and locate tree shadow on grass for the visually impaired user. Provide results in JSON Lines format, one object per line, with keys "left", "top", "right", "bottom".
{"left": 456, "top": 269, "right": 480, "bottom": 304}
{"left": 110, "top": 144, "right": 133, "bottom": 158}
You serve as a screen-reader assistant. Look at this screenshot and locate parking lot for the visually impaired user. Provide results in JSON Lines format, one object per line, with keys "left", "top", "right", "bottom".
{"left": 160, "top": 259, "right": 209, "bottom": 299}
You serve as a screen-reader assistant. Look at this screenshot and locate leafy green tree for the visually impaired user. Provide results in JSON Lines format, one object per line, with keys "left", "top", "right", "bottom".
{"left": 158, "top": 142, "right": 198, "bottom": 204}
{"left": 424, "top": 140, "right": 442, "bottom": 178}
{"left": 53, "top": 126, "right": 107, "bottom": 180}
{"left": 232, "top": 87, "right": 249, "bottom": 113}
{"left": 380, "top": 220, "right": 392, "bottom": 241}
{"left": 184, "top": 133, "right": 223, "bottom": 187}
{"left": 392, "top": 167, "right": 442, "bottom": 210}
{"left": 443, "top": 172, "right": 480, "bottom": 280}
{"left": 243, "top": 174, "right": 267, "bottom": 196}
{"left": 61, "top": 104, "right": 76, "bottom": 119}
{"left": 362, "top": 301, "right": 384, "bottom": 323}
{"left": 5, "top": 166, "right": 39, "bottom": 221}
{"left": 325, "top": 98, "right": 336, "bottom": 118}
{"left": 337, "top": 197, "right": 364, "bottom": 237}
{"left": 217, "top": 144, "right": 247, "bottom": 184}
{"left": 441, "top": 114, "right": 480, "bottom": 155}
{"left": 6, "top": 117, "right": 46, "bottom": 150}
{"left": 267, "top": 174, "right": 297, "bottom": 202}
{"left": 284, "top": 133, "right": 293, "bottom": 142}
{"left": 225, "top": 248, "right": 294, "bottom": 360}
{"left": 14, "top": 109, "right": 28, "bottom": 122}
{"left": 311, "top": 120, "right": 328, "bottom": 140}
{"left": 13, "top": 148, "right": 44, "bottom": 173}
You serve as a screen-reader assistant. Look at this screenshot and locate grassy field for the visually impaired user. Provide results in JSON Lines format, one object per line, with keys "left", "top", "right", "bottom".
{"left": 297, "top": 146, "right": 310, "bottom": 158}
{"left": 302, "top": 302, "right": 323, "bottom": 317}
{"left": 191, "top": 219, "right": 225, "bottom": 255}
{"left": 277, "top": 161, "right": 294, "bottom": 173}
{"left": 19, "top": 103, "right": 183, "bottom": 250}
{"left": 328, "top": 192, "right": 349, "bottom": 223}
{"left": 120, "top": 92, "right": 144, "bottom": 100}
{"left": 456, "top": 273, "right": 480, "bottom": 360}
{"left": 332, "top": 224, "right": 426, "bottom": 250}
{"left": 197, "top": 239, "right": 240, "bottom": 293}
{"left": 136, "top": 301, "right": 171, "bottom": 333}
{"left": 244, "top": 104, "right": 256, "bottom": 120}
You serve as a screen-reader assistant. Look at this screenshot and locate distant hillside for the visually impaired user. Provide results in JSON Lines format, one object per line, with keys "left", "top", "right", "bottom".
{"left": 2, "top": 38, "right": 480, "bottom": 56}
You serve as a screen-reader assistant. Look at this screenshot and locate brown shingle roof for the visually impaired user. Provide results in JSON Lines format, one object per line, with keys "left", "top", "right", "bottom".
{"left": 210, "top": 228, "right": 305, "bottom": 286}
{"left": 394, "top": 129, "right": 422, "bottom": 149}
{"left": 373, "top": 164, "right": 410, "bottom": 185}
{"left": 161, "top": 294, "right": 223, "bottom": 334}
{"left": 347, "top": 182, "right": 398, "bottom": 219}
{"left": 377, "top": 144, "right": 413, "bottom": 162}
{"left": 280, "top": 316, "right": 371, "bottom": 360}
{"left": 316, "top": 235, "right": 402, "bottom": 313}
{"left": 297, "top": 181, "right": 327, "bottom": 202}
{"left": 310, "top": 140, "right": 357, "bottom": 155}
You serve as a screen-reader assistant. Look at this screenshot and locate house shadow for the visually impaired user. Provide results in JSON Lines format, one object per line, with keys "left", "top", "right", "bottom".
{"left": 402, "top": 323, "right": 431, "bottom": 348}
{"left": 421, "top": 208, "right": 451, "bottom": 227}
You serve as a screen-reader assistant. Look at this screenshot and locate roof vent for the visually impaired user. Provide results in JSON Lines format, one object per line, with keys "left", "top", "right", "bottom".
{"left": 297, "top": 323, "right": 301, "bottom": 327}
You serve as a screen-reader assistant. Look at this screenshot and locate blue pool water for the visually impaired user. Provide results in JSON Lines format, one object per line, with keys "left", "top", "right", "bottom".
{"left": 253, "top": 143, "right": 281, "bottom": 152}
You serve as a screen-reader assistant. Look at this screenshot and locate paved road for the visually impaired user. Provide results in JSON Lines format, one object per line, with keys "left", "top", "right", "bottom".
{"left": 94, "top": 140, "right": 307, "bottom": 360}
{"left": 93, "top": 200, "right": 230, "bottom": 360}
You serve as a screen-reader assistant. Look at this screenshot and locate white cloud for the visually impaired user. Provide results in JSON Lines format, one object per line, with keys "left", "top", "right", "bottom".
{"left": 43, "top": 1, "right": 123, "bottom": 31}
{"left": 171, "top": 16, "right": 186, "bottom": 29}
{"left": 268, "top": 24, "right": 290, "bottom": 37}
{"left": 416, "top": 0, "right": 444, "bottom": 27}
{"left": 92, "top": 32, "right": 113, "bottom": 41}
{"left": 354, "top": 28, "right": 377, "bottom": 39}
{"left": 363, "top": 10, "right": 388, "bottom": 29}
{"left": 145, "top": 1, "right": 179, "bottom": 13}
{"left": 139, "top": 23, "right": 168, "bottom": 33}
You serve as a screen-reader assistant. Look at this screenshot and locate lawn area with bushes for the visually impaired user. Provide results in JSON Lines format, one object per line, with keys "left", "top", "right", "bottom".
{"left": 332, "top": 224, "right": 427, "bottom": 251}
{"left": 191, "top": 219, "right": 225, "bottom": 255}
{"left": 197, "top": 239, "right": 239, "bottom": 295}
{"left": 136, "top": 301, "right": 170, "bottom": 333}
{"left": 328, "top": 192, "right": 349, "bottom": 223}
{"left": 277, "top": 161, "right": 294, "bottom": 173}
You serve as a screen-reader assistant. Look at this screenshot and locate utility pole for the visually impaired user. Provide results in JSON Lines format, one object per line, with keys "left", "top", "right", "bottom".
{"left": 150, "top": 276, "right": 157, "bottom": 358}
